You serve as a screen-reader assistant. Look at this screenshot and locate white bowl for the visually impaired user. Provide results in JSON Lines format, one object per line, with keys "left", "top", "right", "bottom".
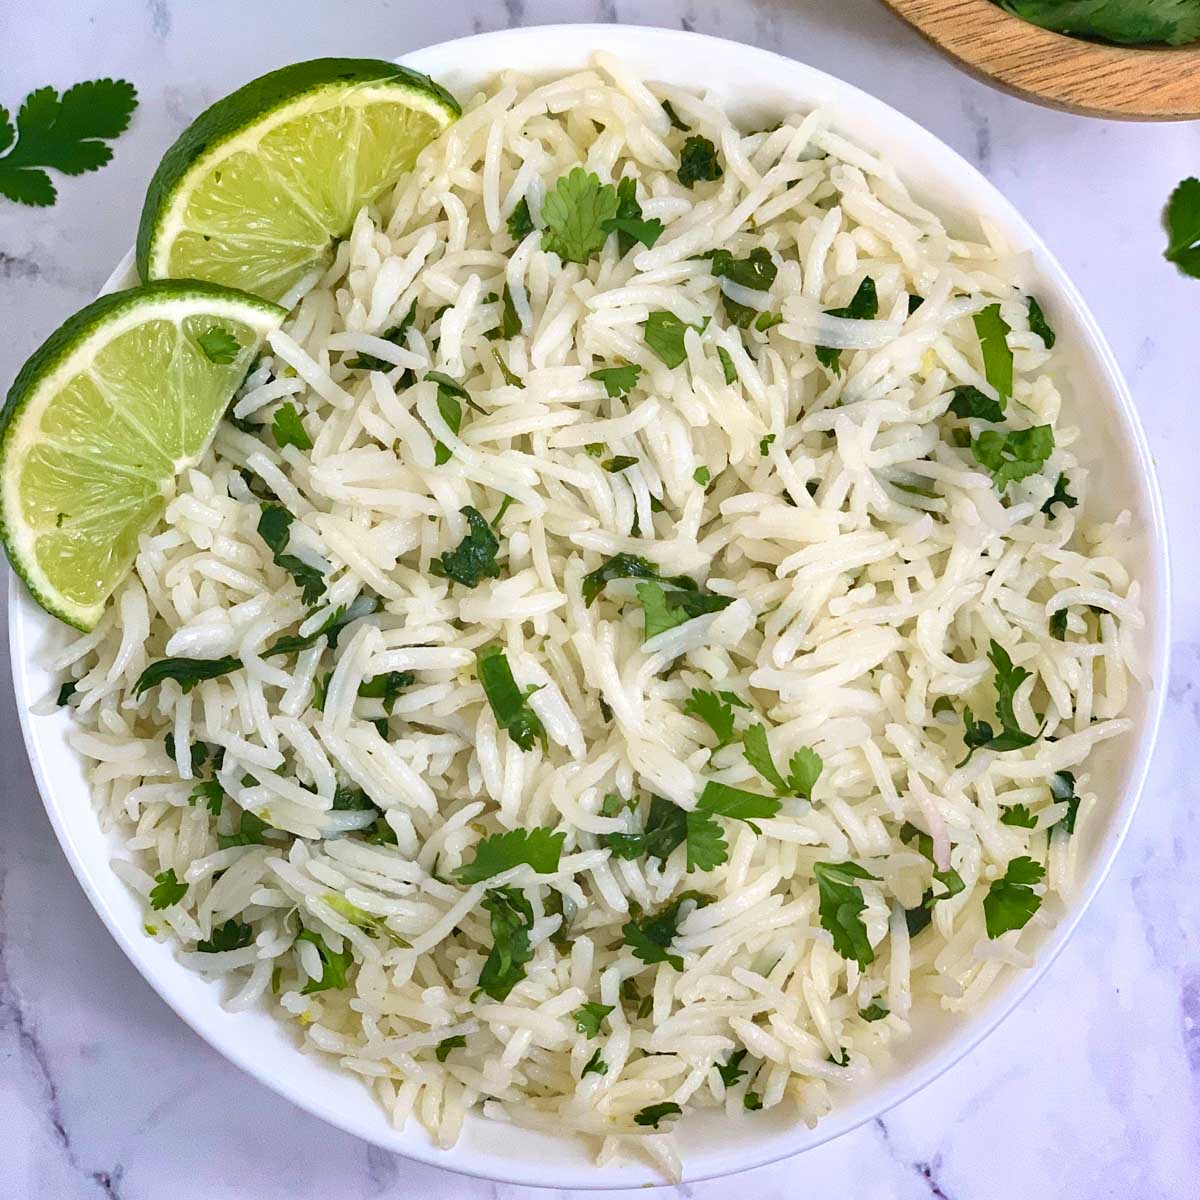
{"left": 7, "top": 23, "right": 1170, "bottom": 1190}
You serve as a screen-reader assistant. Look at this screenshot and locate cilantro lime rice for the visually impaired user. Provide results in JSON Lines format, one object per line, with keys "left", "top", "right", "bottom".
{"left": 47, "top": 55, "right": 1145, "bottom": 1180}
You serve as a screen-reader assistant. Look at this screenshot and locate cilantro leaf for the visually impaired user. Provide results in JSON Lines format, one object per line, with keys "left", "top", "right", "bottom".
{"left": 717, "top": 1048, "right": 748, "bottom": 1087}
{"left": 195, "top": 326, "right": 241, "bottom": 364}
{"left": 435, "top": 1035, "right": 466, "bottom": 1062}
{"left": 678, "top": 136, "right": 723, "bottom": 188}
{"left": 477, "top": 644, "right": 546, "bottom": 752}
{"left": 973, "top": 303, "right": 1014, "bottom": 400}
{"left": 297, "top": 929, "right": 353, "bottom": 994}
{"left": 56, "top": 680, "right": 78, "bottom": 706}
{"left": 217, "top": 808, "right": 270, "bottom": 850}
{"left": 492, "top": 349, "right": 523, "bottom": 387}
{"left": 948, "top": 384, "right": 1005, "bottom": 422}
{"left": 716, "top": 347, "right": 737, "bottom": 385}
{"left": 272, "top": 402, "right": 312, "bottom": 451}
{"left": 1027, "top": 296, "right": 1056, "bottom": 348}
{"left": 425, "top": 371, "right": 471, "bottom": 464}
{"left": 484, "top": 286, "right": 522, "bottom": 341}
{"left": 1050, "top": 770, "right": 1080, "bottom": 833}
{"left": 971, "top": 425, "right": 1055, "bottom": 492}
{"left": 683, "top": 809, "right": 728, "bottom": 871}
{"left": 989, "top": 640, "right": 1032, "bottom": 732}
{"left": 1049, "top": 608, "right": 1069, "bottom": 640}
{"left": 642, "top": 310, "right": 706, "bottom": 369}
{"left": 602, "top": 455, "right": 639, "bottom": 474}
{"left": 860, "top": 1002, "right": 890, "bottom": 1022}
{"left": 581, "top": 552, "right": 694, "bottom": 606}
{"left": 744, "top": 1092, "right": 763, "bottom": 1110}
{"left": 813, "top": 860, "right": 878, "bottom": 967}
{"left": 257, "top": 503, "right": 325, "bottom": 605}
{"left": 431, "top": 505, "right": 502, "bottom": 588}
{"left": 1042, "top": 472, "right": 1078, "bottom": 516}
{"left": 662, "top": 99, "right": 689, "bottom": 130}
{"left": 541, "top": 167, "right": 619, "bottom": 264}
{"left": 358, "top": 671, "right": 414, "bottom": 709}
{"left": 345, "top": 300, "right": 418, "bottom": 369}
{"left": 455, "top": 827, "right": 566, "bottom": 883}
{"left": 684, "top": 688, "right": 738, "bottom": 747}
{"left": 635, "top": 1101, "right": 682, "bottom": 1128}
{"left": 1165, "top": 176, "right": 1200, "bottom": 276}
{"left": 636, "top": 580, "right": 732, "bottom": 640}
{"left": 0, "top": 79, "right": 137, "bottom": 208}
{"left": 742, "top": 725, "right": 822, "bottom": 798}
{"left": 590, "top": 363, "right": 641, "bottom": 397}
{"left": 477, "top": 886, "right": 535, "bottom": 1000}
{"left": 149, "top": 868, "right": 187, "bottom": 910}
{"left": 133, "top": 656, "right": 242, "bottom": 697}
{"left": 1000, "top": 0, "right": 1200, "bottom": 46}
{"left": 983, "top": 855, "right": 1045, "bottom": 938}
{"left": 697, "top": 781, "right": 780, "bottom": 826}
{"left": 693, "top": 465, "right": 712, "bottom": 486}
{"left": 900, "top": 821, "right": 966, "bottom": 906}
{"left": 573, "top": 1002, "right": 614, "bottom": 1038}
{"left": 196, "top": 918, "right": 253, "bottom": 953}
{"left": 507, "top": 195, "right": 534, "bottom": 242}
{"left": 264, "top": 597, "right": 379, "bottom": 658}
{"left": 582, "top": 1048, "right": 608, "bottom": 1077}
{"left": 816, "top": 277, "right": 878, "bottom": 372}
{"left": 189, "top": 779, "right": 224, "bottom": 815}
{"left": 709, "top": 247, "right": 777, "bottom": 291}
{"left": 1001, "top": 803, "right": 1038, "bottom": 828}
{"left": 602, "top": 177, "right": 664, "bottom": 254}
{"left": 622, "top": 892, "right": 712, "bottom": 970}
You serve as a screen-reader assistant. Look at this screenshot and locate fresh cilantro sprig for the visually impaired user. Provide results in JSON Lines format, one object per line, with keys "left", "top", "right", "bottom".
{"left": 683, "top": 687, "right": 749, "bottom": 747}
{"left": 605, "top": 177, "right": 664, "bottom": 253}
{"left": 643, "top": 310, "right": 707, "bottom": 368}
{"left": 971, "top": 425, "right": 1055, "bottom": 492}
{"left": 589, "top": 363, "right": 641, "bottom": 397}
{"left": 983, "top": 856, "right": 1045, "bottom": 938}
{"left": 431, "top": 505, "right": 502, "bottom": 588}
{"left": 455, "top": 827, "right": 566, "bottom": 883}
{"left": 957, "top": 639, "right": 1042, "bottom": 765}
{"left": 0, "top": 79, "right": 137, "bottom": 207}
{"left": 195, "top": 326, "right": 241, "bottom": 364}
{"left": 272, "top": 401, "right": 313, "bottom": 451}
{"left": 573, "top": 1002, "right": 614, "bottom": 1038}
{"left": 622, "top": 891, "right": 712, "bottom": 970}
{"left": 636, "top": 580, "right": 732, "bottom": 640}
{"left": 742, "top": 725, "right": 822, "bottom": 798}
{"left": 542, "top": 167, "right": 619, "bottom": 263}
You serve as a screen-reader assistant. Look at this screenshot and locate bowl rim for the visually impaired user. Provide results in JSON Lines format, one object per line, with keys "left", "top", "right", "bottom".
{"left": 6, "top": 22, "right": 1172, "bottom": 1190}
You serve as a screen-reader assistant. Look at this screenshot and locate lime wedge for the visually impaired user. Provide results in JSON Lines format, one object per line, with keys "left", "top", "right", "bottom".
{"left": 137, "top": 58, "right": 460, "bottom": 302}
{"left": 0, "top": 281, "right": 285, "bottom": 630}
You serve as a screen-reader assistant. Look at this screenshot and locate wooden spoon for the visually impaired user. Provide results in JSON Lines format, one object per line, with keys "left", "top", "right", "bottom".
{"left": 879, "top": 0, "right": 1200, "bottom": 120}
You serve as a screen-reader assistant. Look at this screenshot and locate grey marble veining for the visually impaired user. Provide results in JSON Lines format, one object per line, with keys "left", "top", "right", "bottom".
{"left": 1, "top": 1, "right": 1198, "bottom": 1197}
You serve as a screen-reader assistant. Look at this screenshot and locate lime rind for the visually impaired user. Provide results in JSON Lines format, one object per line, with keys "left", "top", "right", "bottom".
{"left": 1, "top": 281, "right": 285, "bottom": 630}
{"left": 137, "top": 58, "right": 461, "bottom": 301}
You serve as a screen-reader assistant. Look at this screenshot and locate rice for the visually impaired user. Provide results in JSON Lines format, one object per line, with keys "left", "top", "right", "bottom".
{"left": 47, "top": 57, "right": 1145, "bottom": 1179}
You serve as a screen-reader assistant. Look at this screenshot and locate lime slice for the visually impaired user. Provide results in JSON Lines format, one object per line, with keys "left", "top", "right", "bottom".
{"left": 137, "top": 58, "right": 460, "bottom": 302}
{"left": 0, "top": 281, "right": 285, "bottom": 630}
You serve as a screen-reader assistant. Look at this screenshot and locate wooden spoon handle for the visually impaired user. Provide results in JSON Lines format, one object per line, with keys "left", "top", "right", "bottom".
{"left": 880, "top": 0, "right": 1200, "bottom": 120}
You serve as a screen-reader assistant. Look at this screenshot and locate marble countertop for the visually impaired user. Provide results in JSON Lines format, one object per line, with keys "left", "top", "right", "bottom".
{"left": 1, "top": 1, "right": 1197, "bottom": 1197}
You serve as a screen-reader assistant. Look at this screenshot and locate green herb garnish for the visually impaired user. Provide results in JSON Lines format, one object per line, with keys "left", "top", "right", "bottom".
{"left": 195, "top": 326, "right": 241, "bottom": 364}
{"left": 477, "top": 886, "right": 536, "bottom": 1000}
{"left": 476, "top": 644, "right": 546, "bottom": 752}
{"left": 431, "top": 505, "right": 502, "bottom": 588}
{"left": 971, "top": 425, "right": 1054, "bottom": 492}
{"left": 983, "top": 856, "right": 1044, "bottom": 938}
{"left": 677, "top": 135, "right": 722, "bottom": 188}
{"left": 816, "top": 277, "right": 878, "bottom": 372}
{"left": 813, "top": 861, "right": 878, "bottom": 967}
{"left": 642, "top": 310, "right": 706, "bottom": 369}
{"left": 973, "top": 303, "right": 1014, "bottom": 400}
{"left": 272, "top": 402, "right": 312, "bottom": 451}
{"left": 149, "top": 868, "right": 187, "bottom": 910}
{"left": 456, "top": 827, "right": 565, "bottom": 883}
{"left": 133, "top": 655, "right": 242, "bottom": 697}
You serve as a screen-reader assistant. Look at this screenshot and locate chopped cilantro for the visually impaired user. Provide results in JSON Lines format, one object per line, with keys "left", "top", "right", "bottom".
{"left": 1001, "top": 803, "right": 1038, "bottom": 828}
{"left": 358, "top": 671, "right": 414, "bottom": 709}
{"left": 983, "top": 856, "right": 1045, "bottom": 938}
{"left": 759, "top": 433, "right": 775, "bottom": 456}
{"left": 492, "top": 348, "right": 523, "bottom": 388}
{"left": 455, "top": 827, "right": 565, "bottom": 883}
{"left": 693, "top": 465, "right": 712, "bottom": 486}
{"left": 1049, "top": 608, "right": 1069, "bottom": 640}
{"left": 581, "top": 552, "right": 695, "bottom": 606}
{"left": 189, "top": 779, "right": 224, "bottom": 815}
{"left": 742, "top": 724, "right": 822, "bottom": 798}
{"left": 634, "top": 1101, "right": 682, "bottom": 1128}
{"left": 345, "top": 300, "right": 418, "bottom": 369}
{"left": 602, "top": 177, "right": 664, "bottom": 253}
{"left": 217, "top": 808, "right": 270, "bottom": 850}
{"left": 971, "top": 425, "right": 1055, "bottom": 492}
{"left": 744, "top": 1091, "right": 763, "bottom": 1111}
{"left": 195, "top": 326, "right": 241, "bottom": 364}
{"left": 948, "top": 384, "right": 1005, "bottom": 422}
{"left": 431, "top": 505, "right": 502, "bottom": 588}
{"left": 709, "top": 247, "right": 777, "bottom": 291}
{"left": 257, "top": 503, "right": 325, "bottom": 605}
{"left": 581, "top": 1048, "right": 608, "bottom": 1077}
{"left": 271, "top": 402, "right": 312, "bottom": 451}
{"left": 623, "top": 891, "right": 712, "bottom": 970}
{"left": 684, "top": 688, "right": 739, "bottom": 747}
{"left": 297, "top": 929, "right": 353, "bottom": 994}
{"left": 636, "top": 580, "right": 732, "bottom": 640}
{"left": 477, "top": 886, "right": 536, "bottom": 1000}
{"left": 816, "top": 277, "right": 878, "bottom": 372}
{"left": 573, "top": 1002, "right": 614, "bottom": 1038}
{"left": 859, "top": 1002, "right": 890, "bottom": 1022}
{"left": 476, "top": 644, "right": 546, "bottom": 752}
{"left": 677, "top": 135, "right": 722, "bottom": 188}
{"left": 590, "top": 363, "right": 641, "bottom": 397}
{"left": 435, "top": 1035, "right": 466, "bottom": 1062}
{"left": 133, "top": 656, "right": 242, "bottom": 697}
{"left": 642, "top": 310, "right": 706, "bottom": 369}
{"left": 973, "top": 303, "right": 1014, "bottom": 401}
{"left": 196, "top": 918, "right": 253, "bottom": 953}
{"left": 541, "top": 167, "right": 619, "bottom": 263}
{"left": 602, "top": 454, "right": 639, "bottom": 474}
{"left": 56, "top": 680, "right": 78, "bottom": 706}
{"left": 1027, "top": 295, "right": 1055, "bottom": 348}
{"left": 813, "top": 860, "right": 878, "bottom": 967}
{"left": 1050, "top": 770, "right": 1080, "bottom": 833}
{"left": 717, "top": 1048, "right": 748, "bottom": 1087}
{"left": 716, "top": 346, "right": 737, "bottom": 384}
{"left": 149, "top": 868, "right": 187, "bottom": 910}
{"left": 662, "top": 98, "right": 689, "bottom": 130}
{"left": 1042, "top": 472, "right": 1078, "bottom": 516}
{"left": 507, "top": 195, "right": 534, "bottom": 241}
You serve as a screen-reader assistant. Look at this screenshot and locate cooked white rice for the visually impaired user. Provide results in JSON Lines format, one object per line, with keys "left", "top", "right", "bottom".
{"left": 50, "top": 55, "right": 1145, "bottom": 1180}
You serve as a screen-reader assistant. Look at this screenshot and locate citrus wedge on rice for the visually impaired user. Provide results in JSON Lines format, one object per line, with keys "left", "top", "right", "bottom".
{"left": 0, "top": 281, "right": 285, "bottom": 630}
{"left": 136, "top": 57, "right": 461, "bottom": 303}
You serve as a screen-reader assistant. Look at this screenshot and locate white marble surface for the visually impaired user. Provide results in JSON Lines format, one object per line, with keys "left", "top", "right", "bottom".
{"left": 0, "top": 0, "right": 1197, "bottom": 1196}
